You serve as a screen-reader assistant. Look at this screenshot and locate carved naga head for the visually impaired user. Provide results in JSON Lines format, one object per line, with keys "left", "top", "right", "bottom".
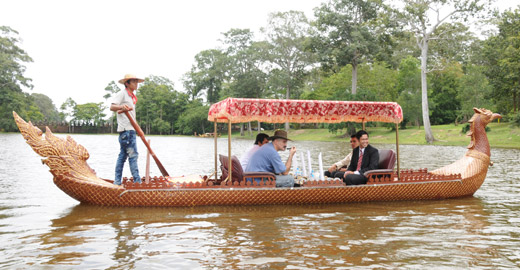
{"left": 470, "top": 108, "right": 502, "bottom": 126}
{"left": 466, "top": 108, "right": 501, "bottom": 153}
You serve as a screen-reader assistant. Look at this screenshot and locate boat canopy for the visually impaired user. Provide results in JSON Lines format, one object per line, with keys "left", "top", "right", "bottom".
{"left": 208, "top": 98, "right": 403, "bottom": 124}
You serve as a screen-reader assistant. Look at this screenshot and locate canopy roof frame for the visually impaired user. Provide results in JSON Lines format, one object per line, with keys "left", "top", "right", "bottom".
{"left": 208, "top": 98, "right": 403, "bottom": 124}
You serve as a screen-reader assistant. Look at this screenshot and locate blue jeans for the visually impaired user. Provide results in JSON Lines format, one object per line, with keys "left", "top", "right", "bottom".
{"left": 275, "top": 175, "right": 295, "bottom": 187}
{"left": 114, "top": 130, "right": 141, "bottom": 185}
{"left": 248, "top": 175, "right": 295, "bottom": 187}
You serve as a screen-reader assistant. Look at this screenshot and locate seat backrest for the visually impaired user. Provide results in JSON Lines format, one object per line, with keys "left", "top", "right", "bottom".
{"left": 378, "top": 149, "right": 396, "bottom": 170}
{"left": 219, "top": 154, "right": 244, "bottom": 182}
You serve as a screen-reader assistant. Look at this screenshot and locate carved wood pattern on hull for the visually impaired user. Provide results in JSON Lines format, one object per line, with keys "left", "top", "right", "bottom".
{"left": 13, "top": 108, "right": 500, "bottom": 207}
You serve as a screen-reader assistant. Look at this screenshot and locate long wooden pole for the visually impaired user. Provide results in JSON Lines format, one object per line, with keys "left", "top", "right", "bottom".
{"left": 123, "top": 111, "right": 169, "bottom": 177}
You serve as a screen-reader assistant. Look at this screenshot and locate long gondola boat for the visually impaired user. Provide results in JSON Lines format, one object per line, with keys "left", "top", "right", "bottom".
{"left": 13, "top": 98, "right": 501, "bottom": 207}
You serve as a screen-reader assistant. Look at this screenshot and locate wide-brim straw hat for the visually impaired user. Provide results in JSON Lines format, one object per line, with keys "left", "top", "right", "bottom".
{"left": 269, "top": 129, "right": 292, "bottom": 141}
{"left": 118, "top": 74, "right": 145, "bottom": 84}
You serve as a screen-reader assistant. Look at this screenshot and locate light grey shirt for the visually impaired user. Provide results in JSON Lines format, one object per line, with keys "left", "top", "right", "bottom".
{"left": 333, "top": 151, "right": 353, "bottom": 169}
{"left": 240, "top": 145, "right": 261, "bottom": 169}
{"left": 112, "top": 90, "right": 136, "bottom": 132}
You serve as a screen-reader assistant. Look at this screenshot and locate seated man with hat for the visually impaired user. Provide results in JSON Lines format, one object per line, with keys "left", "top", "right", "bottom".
{"left": 245, "top": 129, "right": 297, "bottom": 187}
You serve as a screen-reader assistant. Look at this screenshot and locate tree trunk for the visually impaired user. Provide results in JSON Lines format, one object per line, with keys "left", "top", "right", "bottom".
{"left": 420, "top": 40, "right": 435, "bottom": 144}
{"left": 352, "top": 63, "right": 358, "bottom": 95}
{"left": 248, "top": 122, "right": 252, "bottom": 136}
{"left": 513, "top": 91, "right": 517, "bottom": 112}
{"left": 240, "top": 123, "right": 244, "bottom": 136}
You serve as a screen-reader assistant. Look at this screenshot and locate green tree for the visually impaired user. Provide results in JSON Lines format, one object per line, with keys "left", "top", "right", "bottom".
{"left": 482, "top": 8, "right": 520, "bottom": 114}
{"left": 31, "top": 93, "right": 63, "bottom": 122}
{"left": 103, "top": 81, "right": 121, "bottom": 133}
{"left": 0, "top": 26, "right": 34, "bottom": 131}
{"left": 457, "top": 64, "right": 494, "bottom": 122}
{"left": 220, "top": 29, "right": 267, "bottom": 100}
{"left": 398, "top": 0, "right": 489, "bottom": 143}
{"left": 103, "top": 81, "right": 121, "bottom": 100}
{"left": 261, "top": 11, "right": 317, "bottom": 130}
{"left": 429, "top": 62, "right": 463, "bottom": 125}
{"left": 183, "top": 49, "right": 227, "bottom": 103}
{"left": 303, "top": 62, "right": 397, "bottom": 102}
{"left": 59, "top": 98, "right": 106, "bottom": 124}
{"left": 313, "top": 0, "right": 387, "bottom": 94}
{"left": 356, "top": 62, "right": 398, "bottom": 101}
{"left": 304, "top": 65, "right": 351, "bottom": 101}
{"left": 73, "top": 102, "right": 107, "bottom": 124}
{"left": 60, "top": 97, "right": 77, "bottom": 120}
{"left": 175, "top": 100, "right": 211, "bottom": 135}
{"left": 397, "top": 56, "right": 422, "bottom": 127}
{"left": 219, "top": 28, "right": 269, "bottom": 135}
{"left": 137, "top": 76, "right": 182, "bottom": 135}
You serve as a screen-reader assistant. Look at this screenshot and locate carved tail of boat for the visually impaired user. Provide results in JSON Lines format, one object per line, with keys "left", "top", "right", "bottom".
{"left": 431, "top": 108, "right": 501, "bottom": 195}
{"left": 13, "top": 111, "right": 112, "bottom": 188}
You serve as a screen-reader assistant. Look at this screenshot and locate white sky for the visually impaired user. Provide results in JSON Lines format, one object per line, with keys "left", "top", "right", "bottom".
{"left": 2, "top": 0, "right": 324, "bottom": 107}
{"left": 2, "top": 0, "right": 517, "bottom": 109}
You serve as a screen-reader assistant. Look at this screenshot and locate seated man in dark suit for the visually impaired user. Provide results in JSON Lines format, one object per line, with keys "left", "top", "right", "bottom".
{"left": 342, "top": 130, "right": 379, "bottom": 185}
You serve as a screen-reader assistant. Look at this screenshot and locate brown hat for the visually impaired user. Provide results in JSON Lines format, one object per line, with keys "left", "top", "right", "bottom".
{"left": 118, "top": 74, "right": 144, "bottom": 84}
{"left": 269, "top": 129, "right": 292, "bottom": 141}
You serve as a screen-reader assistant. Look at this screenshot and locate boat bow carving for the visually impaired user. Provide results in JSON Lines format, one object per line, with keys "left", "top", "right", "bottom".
{"left": 431, "top": 108, "right": 501, "bottom": 191}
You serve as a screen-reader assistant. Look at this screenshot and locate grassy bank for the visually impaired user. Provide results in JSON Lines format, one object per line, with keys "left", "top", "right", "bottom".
{"left": 231, "top": 122, "right": 520, "bottom": 149}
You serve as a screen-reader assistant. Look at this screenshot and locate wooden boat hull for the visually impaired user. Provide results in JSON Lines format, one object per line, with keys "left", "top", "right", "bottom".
{"left": 49, "top": 172, "right": 486, "bottom": 207}
{"left": 13, "top": 109, "right": 496, "bottom": 207}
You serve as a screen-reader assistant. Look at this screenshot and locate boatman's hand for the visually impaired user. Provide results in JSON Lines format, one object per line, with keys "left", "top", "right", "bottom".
{"left": 117, "top": 104, "right": 133, "bottom": 114}
{"left": 328, "top": 165, "right": 336, "bottom": 173}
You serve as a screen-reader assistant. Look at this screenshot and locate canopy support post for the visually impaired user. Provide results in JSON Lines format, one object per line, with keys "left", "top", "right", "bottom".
{"left": 214, "top": 119, "right": 218, "bottom": 182}
{"left": 228, "top": 120, "right": 232, "bottom": 183}
{"left": 362, "top": 118, "right": 365, "bottom": 130}
{"left": 395, "top": 123, "right": 400, "bottom": 180}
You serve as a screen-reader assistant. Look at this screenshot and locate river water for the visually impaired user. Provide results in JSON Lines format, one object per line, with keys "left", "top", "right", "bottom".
{"left": 0, "top": 133, "right": 519, "bottom": 269}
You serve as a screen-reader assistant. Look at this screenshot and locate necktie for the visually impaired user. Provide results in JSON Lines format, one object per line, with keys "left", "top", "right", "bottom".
{"left": 356, "top": 150, "right": 363, "bottom": 171}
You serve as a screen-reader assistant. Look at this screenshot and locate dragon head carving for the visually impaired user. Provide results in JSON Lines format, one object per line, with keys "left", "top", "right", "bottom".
{"left": 466, "top": 108, "right": 501, "bottom": 154}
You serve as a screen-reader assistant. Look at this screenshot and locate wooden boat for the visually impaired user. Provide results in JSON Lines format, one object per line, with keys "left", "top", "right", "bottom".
{"left": 13, "top": 98, "right": 501, "bottom": 207}
{"left": 198, "top": 132, "right": 220, "bottom": 138}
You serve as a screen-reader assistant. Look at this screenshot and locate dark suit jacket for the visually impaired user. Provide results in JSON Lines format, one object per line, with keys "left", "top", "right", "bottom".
{"left": 347, "top": 144, "right": 379, "bottom": 177}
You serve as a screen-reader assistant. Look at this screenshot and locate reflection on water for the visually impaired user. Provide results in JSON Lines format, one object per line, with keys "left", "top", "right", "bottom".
{"left": 0, "top": 133, "right": 519, "bottom": 268}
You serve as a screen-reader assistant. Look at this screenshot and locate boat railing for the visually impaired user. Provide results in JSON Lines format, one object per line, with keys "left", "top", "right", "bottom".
{"left": 366, "top": 169, "right": 462, "bottom": 185}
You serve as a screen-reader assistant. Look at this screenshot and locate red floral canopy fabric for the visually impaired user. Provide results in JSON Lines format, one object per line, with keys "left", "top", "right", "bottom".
{"left": 208, "top": 98, "right": 403, "bottom": 124}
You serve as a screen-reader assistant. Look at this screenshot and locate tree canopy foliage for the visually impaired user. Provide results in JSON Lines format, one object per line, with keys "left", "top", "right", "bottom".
{"left": 2, "top": 4, "right": 520, "bottom": 139}
{"left": 0, "top": 26, "right": 36, "bottom": 131}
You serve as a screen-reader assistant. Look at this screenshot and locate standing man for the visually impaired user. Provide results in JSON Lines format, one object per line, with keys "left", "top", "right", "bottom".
{"left": 110, "top": 74, "right": 144, "bottom": 185}
{"left": 240, "top": 133, "right": 269, "bottom": 169}
{"left": 343, "top": 130, "right": 379, "bottom": 185}
{"left": 325, "top": 134, "right": 359, "bottom": 179}
{"left": 245, "top": 130, "right": 297, "bottom": 187}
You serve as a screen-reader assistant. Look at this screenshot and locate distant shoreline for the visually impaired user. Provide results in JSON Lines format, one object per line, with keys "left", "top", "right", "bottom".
{"left": 5, "top": 122, "right": 518, "bottom": 149}
{"left": 230, "top": 122, "right": 520, "bottom": 149}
